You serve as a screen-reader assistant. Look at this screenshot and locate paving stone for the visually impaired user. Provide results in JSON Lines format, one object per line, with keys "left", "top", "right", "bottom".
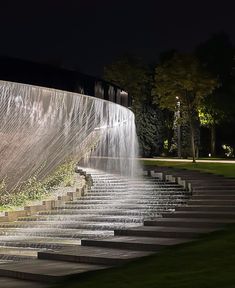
{"left": 82, "top": 236, "right": 192, "bottom": 251}
{"left": 38, "top": 246, "right": 153, "bottom": 265}
{"left": 0, "top": 259, "right": 108, "bottom": 282}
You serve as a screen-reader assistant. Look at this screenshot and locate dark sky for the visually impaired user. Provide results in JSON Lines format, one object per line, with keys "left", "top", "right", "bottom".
{"left": 0, "top": 0, "right": 234, "bottom": 77}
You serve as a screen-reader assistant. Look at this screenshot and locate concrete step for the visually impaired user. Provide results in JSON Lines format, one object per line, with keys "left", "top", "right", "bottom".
{"left": 38, "top": 210, "right": 163, "bottom": 217}
{"left": 144, "top": 218, "right": 233, "bottom": 228}
{"left": 18, "top": 215, "right": 144, "bottom": 223}
{"left": 38, "top": 246, "right": 153, "bottom": 265}
{"left": 0, "top": 228, "right": 114, "bottom": 239}
{"left": 114, "top": 226, "right": 215, "bottom": 238}
{"left": 0, "top": 221, "right": 140, "bottom": 231}
{"left": 192, "top": 195, "right": 235, "bottom": 200}
{"left": 163, "top": 211, "right": 235, "bottom": 219}
{"left": 193, "top": 190, "right": 235, "bottom": 195}
{"left": 0, "top": 259, "right": 108, "bottom": 282}
{"left": 0, "top": 237, "right": 81, "bottom": 249}
{"left": 188, "top": 200, "right": 235, "bottom": 205}
{"left": 60, "top": 202, "right": 184, "bottom": 207}
{"left": 82, "top": 236, "right": 192, "bottom": 251}
{"left": 0, "top": 277, "right": 47, "bottom": 288}
{"left": 193, "top": 186, "right": 235, "bottom": 191}
{"left": 176, "top": 205, "right": 235, "bottom": 212}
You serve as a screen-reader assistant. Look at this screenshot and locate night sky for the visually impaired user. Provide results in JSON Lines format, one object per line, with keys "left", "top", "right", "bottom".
{"left": 0, "top": 0, "right": 234, "bottom": 77}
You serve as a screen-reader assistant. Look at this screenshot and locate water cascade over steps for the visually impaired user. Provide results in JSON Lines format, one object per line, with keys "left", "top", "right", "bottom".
{"left": 0, "top": 81, "right": 189, "bottom": 265}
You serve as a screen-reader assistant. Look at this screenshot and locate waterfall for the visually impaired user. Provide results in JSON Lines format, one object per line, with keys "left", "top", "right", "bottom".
{"left": 0, "top": 80, "right": 139, "bottom": 197}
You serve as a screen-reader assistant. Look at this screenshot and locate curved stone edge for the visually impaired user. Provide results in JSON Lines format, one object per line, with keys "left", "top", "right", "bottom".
{"left": 0, "top": 169, "right": 92, "bottom": 222}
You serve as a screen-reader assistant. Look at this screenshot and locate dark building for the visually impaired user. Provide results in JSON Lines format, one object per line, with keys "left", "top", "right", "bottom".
{"left": 0, "top": 56, "right": 131, "bottom": 108}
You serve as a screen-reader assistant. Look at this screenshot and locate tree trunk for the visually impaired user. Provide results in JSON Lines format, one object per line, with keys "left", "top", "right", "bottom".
{"left": 189, "top": 116, "right": 196, "bottom": 163}
{"left": 211, "top": 124, "right": 216, "bottom": 157}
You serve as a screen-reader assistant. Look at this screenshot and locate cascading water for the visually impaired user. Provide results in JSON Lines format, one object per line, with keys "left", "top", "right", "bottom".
{"left": 0, "top": 80, "right": 139, "bottom": 198}
{"left": 0, "top": 80, "right": 189, "bottom": 264}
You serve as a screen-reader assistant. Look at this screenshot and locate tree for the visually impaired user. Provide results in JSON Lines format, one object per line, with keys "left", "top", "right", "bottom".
{"left": 153, "top": 53, "right": 218, "bottom": 162}
{"left": 103, "top": 55, "right": 150, "bottom": 110}
{"left": 196, "top": 32, "right": 234, "bottom": 156}
{"left": 135, "top": 103, "right": 164, "bottom": 157}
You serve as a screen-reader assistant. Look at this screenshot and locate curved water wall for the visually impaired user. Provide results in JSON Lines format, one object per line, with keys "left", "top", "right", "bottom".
{"left": 0, "top": 80, "right": 139, "bottom": 197}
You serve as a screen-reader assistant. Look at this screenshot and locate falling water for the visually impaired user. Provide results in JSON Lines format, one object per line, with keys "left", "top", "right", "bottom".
{"left": 0, "top": 80, "right": 139, "bottom": 195}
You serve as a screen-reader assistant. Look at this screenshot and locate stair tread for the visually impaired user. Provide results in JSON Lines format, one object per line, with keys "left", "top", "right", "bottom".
{"left": 0, "top": 259, "right": 108, "bottom": 278}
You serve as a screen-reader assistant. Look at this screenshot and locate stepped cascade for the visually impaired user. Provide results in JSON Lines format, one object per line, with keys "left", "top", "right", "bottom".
{"left": 0, "top": 168, "right": 189, "bottom": 263}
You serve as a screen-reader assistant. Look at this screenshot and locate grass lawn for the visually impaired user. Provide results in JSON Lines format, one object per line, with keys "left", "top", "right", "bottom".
{"left": 140, "top": 160, "right": 235, "bottom": 178}
{"left": 53, "top": 225, "right": 235, "bottom": 288}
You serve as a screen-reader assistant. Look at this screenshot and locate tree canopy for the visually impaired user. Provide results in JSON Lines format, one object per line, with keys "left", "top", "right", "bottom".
{"left": 153, "top": 53, "right": 218, "bottom": 162}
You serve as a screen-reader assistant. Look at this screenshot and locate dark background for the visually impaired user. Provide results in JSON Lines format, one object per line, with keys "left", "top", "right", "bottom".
{"left": 0, "top": 0, "right": 234, "bottom": 77}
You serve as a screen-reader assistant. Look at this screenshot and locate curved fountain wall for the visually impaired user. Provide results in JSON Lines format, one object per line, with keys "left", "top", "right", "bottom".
{"left": 0, "top": 80, "right": 139, "bottom": 195}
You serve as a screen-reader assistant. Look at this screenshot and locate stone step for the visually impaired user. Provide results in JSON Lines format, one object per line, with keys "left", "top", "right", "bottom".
{"left": 188, "top": 200, "right": 235, "bottom": 205}
{"left": 18, "top": 215, "right": 144, "bottom": 223}
{"left": 79, "top": 195, "right": 189, "bottom": 201}
{"left": 144, "top": 218, "right": 234, "bottom": 228}
{"left": 163, "top": 211, "right": 235, "bottom": 219}
{"left": 55, "top": 203, "right": 183, "bottom": 210}
{"left": 0, "top": 247, "right": 38, "bottom": 258}
{"left": 193, "top": 190, "right": 235, "bottom": 195}
{"left": 38, "top": 246, "right": 153, "bottom": 266}
{"left": 0, "top": 259, "right": 108, "bottom": 282}
{"left": 0, "top": 228, "right": 114, "bottom": 239}
{"left": 192, "top": 195, "right": 235, "bottom": 200}
{"left": 114, "top": 226, "right": 215, "bottom": 238}
{"left": 0, "top": 277, "right": 47, "bottom": 288}
{"left": 81, "top": 236, "right": 192, "bottom": 251}
{"left": 0, "top": 221, "right": 140, "bottom": 230}
{"left": 0, "top": 237, "right": 81, "bottom": 250}
{"left": 176, "top": 205, "right": 235, "bottom": 212}
{"left": 38, "top": 210, "right": 164, "bottom": 217}
{"left": 69, "top": 198, "right": 188, "bottom": 204}
{"left": 193, "top": 186, "right": 235, "bottom": 191}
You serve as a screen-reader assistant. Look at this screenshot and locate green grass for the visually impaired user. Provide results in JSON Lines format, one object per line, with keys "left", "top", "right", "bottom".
{"left": 140, "top": 160, "right": 235, "bottom": 178}
{"left": 54, "top": 226, "right": 235, "bottom": 288}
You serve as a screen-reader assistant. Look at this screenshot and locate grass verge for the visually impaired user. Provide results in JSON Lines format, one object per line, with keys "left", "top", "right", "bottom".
{"left": 140, "top": 160, "right": 235, "bottom": 178}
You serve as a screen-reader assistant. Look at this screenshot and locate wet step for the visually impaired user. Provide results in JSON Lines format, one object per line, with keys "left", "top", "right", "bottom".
{"left": 82, "top": 236, "right": 192, "bottom": 251}
{"left": 39, "top": 209, "right": 165, "bottom": 217}
{"left": 0, "top": 237, "right": 81, "bottom": 249}
{"left": 38, "top": 246, "right": 153, "bottom": 265}
{"left": 18, "top": 215, "right": 145, "bottom": 223}
{"left": 192, "top": 195, "right": 235, "bottom": 200}
{"left": 0, "top": 221, "right": 140, "bottom": 230}
{"left": 188, "top": 200, "right": 235, "bottom": 205}
{"left": 114, "top": 226, "right": 215, "bottom": 238}
{"left": 79, "top": 195, "right": 189, "bottom": 201}
{"left": 163, "top": 211, "right": 235, "bottom": 219}
{"left": 0, "top": 228, "right": 114, "bottom": 239}
{"left": 144, "top": 217, "right": 234, "bottom": 228}
{"left": 0, "top": 259, "right": 108, "bottom": 282}
{"left": 66, "top": 200, "right": 187, "bottom": 205}
{"left": 193, "top": 190, "right": 235, "bottom": 195}
{"left": 176, "top": 205, "right": 235, "bottom": 212}
{"left": 193, "top": 186, "right": 235, "bottom": 191}
{"left": 54, "top": 203, "right": 183, "bottom": 210}
{"left": 0, "top": 247, "right": 38, "bottom": 258}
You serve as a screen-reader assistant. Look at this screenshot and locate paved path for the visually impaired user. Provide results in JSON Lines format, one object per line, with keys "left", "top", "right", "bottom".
{"left": 140, "top": 157, "right": 235, "bottom": 164}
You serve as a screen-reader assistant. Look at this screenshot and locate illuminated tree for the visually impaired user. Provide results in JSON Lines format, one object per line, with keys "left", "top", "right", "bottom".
{"left": 153, "top": 53, "right": 218, "bottom": 162}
